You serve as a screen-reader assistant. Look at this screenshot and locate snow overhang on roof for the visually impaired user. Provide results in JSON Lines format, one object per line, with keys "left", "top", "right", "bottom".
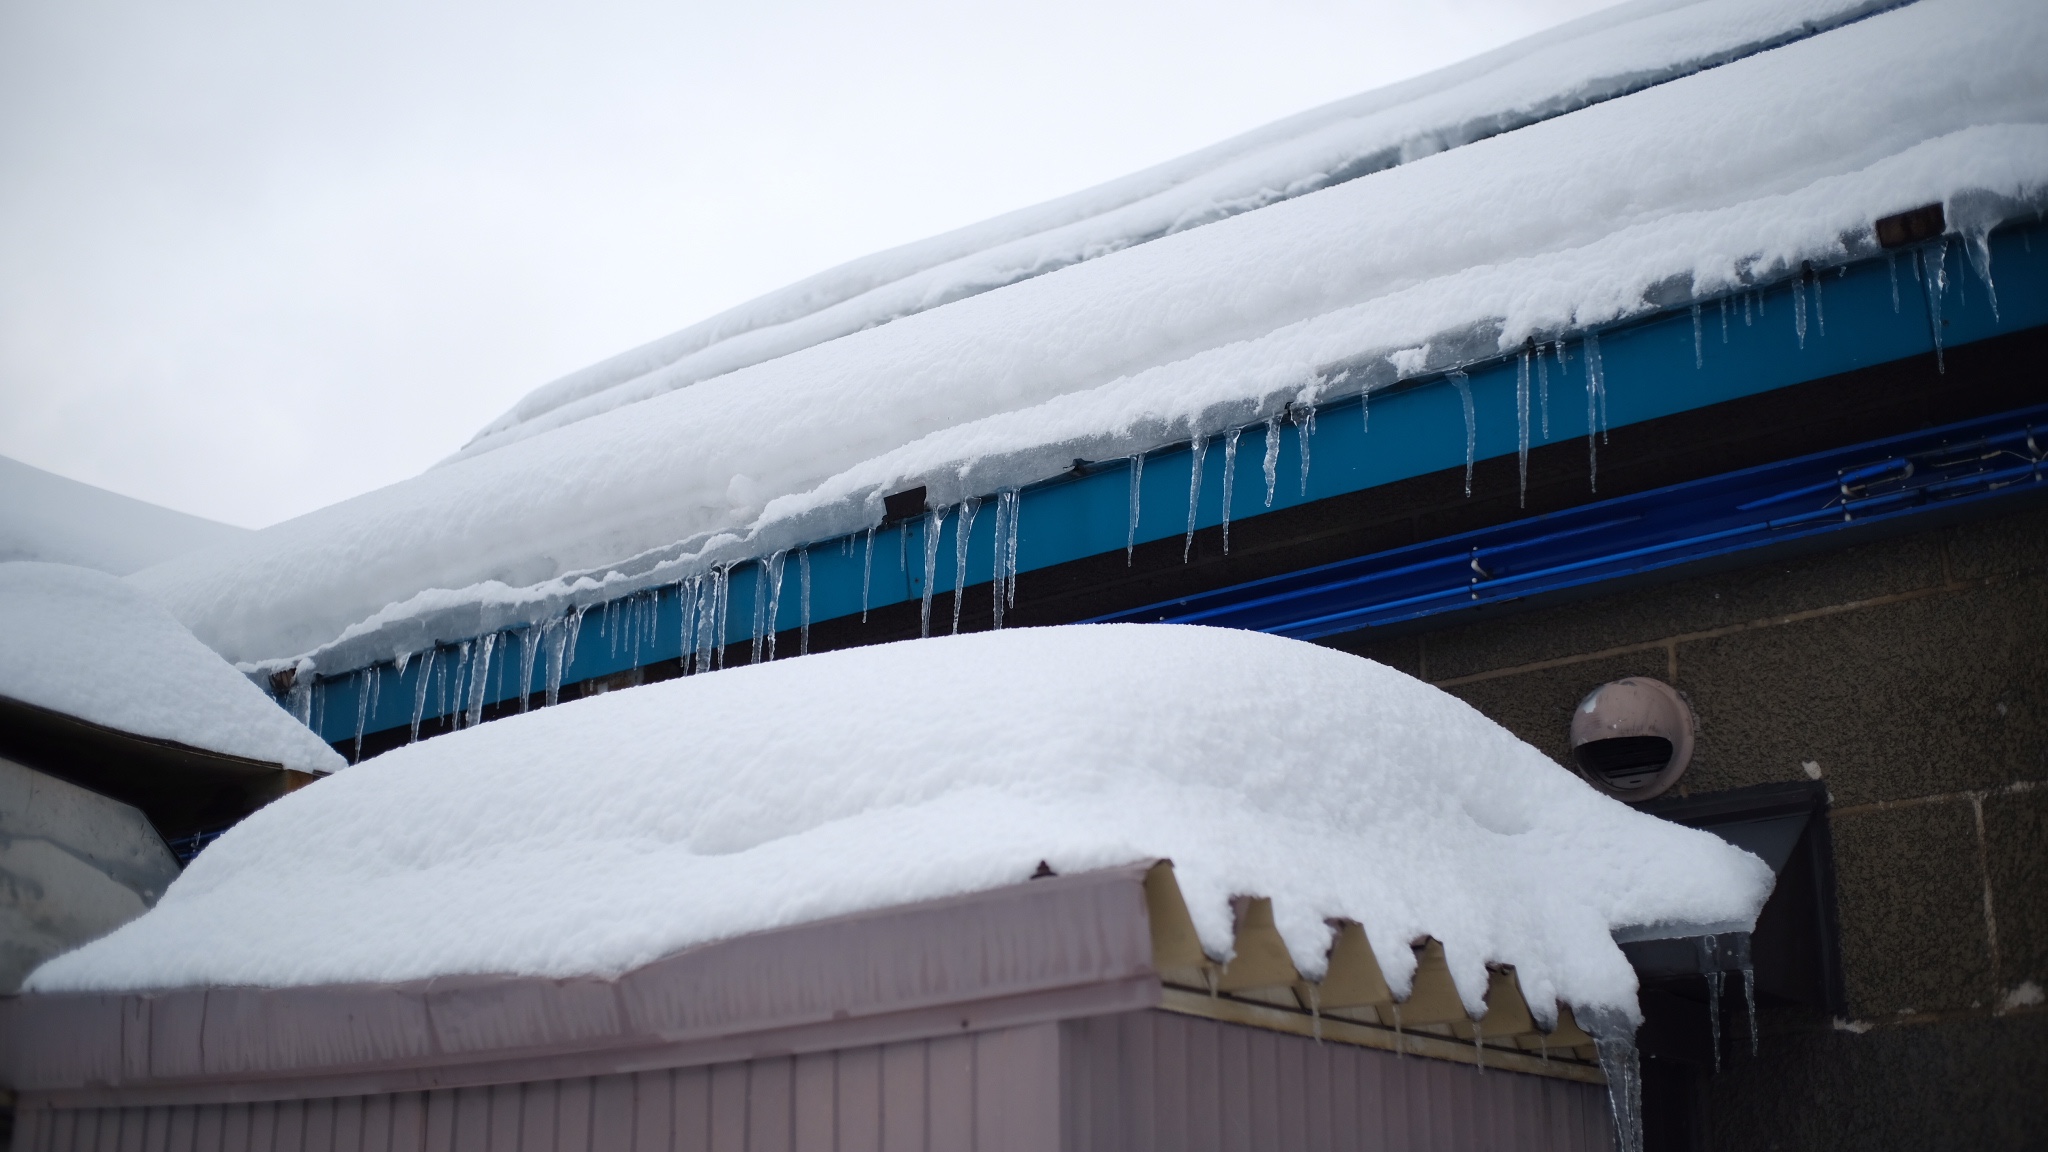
{"left": 0, "top": 563, "right": 344, "bottom": 779}
{"left": 128, "top": 0, "right": 2048, "bottom": 682}
{"left": 20, "top": 627, "right": 1772, "bottom": 1038}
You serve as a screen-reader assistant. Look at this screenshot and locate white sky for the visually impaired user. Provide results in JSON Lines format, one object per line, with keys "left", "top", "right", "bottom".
{"left": 0, "top": 0, "right": 1616, "bottom": 529}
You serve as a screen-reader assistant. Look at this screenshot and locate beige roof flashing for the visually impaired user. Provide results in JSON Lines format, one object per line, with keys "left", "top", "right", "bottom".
{"left": 1143, "top": 861, "right": 1606, "bottom": 1083}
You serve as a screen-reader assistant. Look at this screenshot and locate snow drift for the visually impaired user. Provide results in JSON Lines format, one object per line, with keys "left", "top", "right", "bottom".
{"left": 26, "top": 626, "right": 1772, "bottom": 1025}
{"left": 0, "top": 562, "right": 343, "bottom": 775}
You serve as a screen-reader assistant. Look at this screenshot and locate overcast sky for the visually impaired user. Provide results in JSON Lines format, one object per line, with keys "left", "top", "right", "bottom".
{"left": 1, "top": 0, "right": 1616, "bottom": 529}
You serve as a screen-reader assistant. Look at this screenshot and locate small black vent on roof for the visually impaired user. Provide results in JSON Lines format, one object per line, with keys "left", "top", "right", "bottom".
{"left": 882, "top": 485, "right": 928, "bottom": 525}
{"left": 1875, "top": 203, "right": 1945, "bottom": 250}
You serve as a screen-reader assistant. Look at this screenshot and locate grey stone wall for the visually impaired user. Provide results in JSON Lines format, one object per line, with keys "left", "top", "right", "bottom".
{"left": 1332, "top": 500, "right": 2048, "bottom": 1150}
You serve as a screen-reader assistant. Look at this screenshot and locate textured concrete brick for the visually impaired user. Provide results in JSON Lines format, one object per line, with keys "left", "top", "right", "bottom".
{"left": 1440, "top": 651, "right": 1668, "bottom": 771}
{"left": 1945, "top": 499, "right": 2048, "bottom": 582}
{"left": 1673, "top": 577, "right": 2048, "bottom": 807}
{"left": 1420, "top": 530, "right": 1946, "bottom": 682}
{"left": 1983, "top": 787, "right": 2048, "bottom": 997}
{"left": 1705, "top": 1008, "right": 2048, "bottom": 1152}
{"left": 1832, "top": 801, "right": 1995, "bottom": 1018}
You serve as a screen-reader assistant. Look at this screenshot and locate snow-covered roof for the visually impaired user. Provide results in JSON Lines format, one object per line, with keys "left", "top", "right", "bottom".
{"left": 0, "top": 455, "right": 250, "bottom": 576}
{"left": 0, "top": 563, "right": 344, "bottom": 775}
{"left": 26, "top": 625, "right": 1771, "bottom": 1024}
{"left": 134, "top": 0, "right": 2048, "bottom": 671}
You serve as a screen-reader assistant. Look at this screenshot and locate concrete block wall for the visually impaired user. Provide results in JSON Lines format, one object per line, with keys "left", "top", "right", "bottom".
{"left": 1332, "top": 501, "right": 2048, "bottom": 1150}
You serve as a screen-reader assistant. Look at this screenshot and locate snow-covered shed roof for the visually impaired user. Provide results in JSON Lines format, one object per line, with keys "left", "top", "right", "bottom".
{"left": 133, "top": 0, "right": 2048, "bottom": 675}
{"left": 0, "top": 563, "right": 344, "bottom": 776}
{"left": 25, "top": 625, "right": 1771, "bottom": 1028}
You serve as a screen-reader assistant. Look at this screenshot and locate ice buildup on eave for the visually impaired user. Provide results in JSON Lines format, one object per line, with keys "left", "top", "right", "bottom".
{"left": 23, "top": 626, "right": 1773, "bottom": 1043}
{"left": 0, "top": 563, "right": 344, "bottom": 775}
{"left": 134, "top": 0, "right": 2048, "bottom": 674}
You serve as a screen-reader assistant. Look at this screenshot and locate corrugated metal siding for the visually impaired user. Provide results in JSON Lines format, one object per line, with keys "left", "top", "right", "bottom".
{"left": 1059, "top": 1010, "right": 1612, "bottom": 1152}
{"left": 12, "top": 1024, "right": 1061, "bottom": 1152}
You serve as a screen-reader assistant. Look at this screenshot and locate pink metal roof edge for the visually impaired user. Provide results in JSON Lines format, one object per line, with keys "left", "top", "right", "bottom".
{"left": 0, "top": 864, "right": 1160, "bottom": 1106}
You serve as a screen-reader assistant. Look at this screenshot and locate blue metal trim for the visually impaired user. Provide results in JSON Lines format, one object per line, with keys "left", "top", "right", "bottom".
{"left": 312, "top": 220, "right": 2048, "bottom": 746}
{"left": 1093, "top": 405, "right": 2048, "bottom": 639}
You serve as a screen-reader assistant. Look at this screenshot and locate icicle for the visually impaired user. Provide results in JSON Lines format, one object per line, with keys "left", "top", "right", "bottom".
{"left": 993, "top": 488, "right": 1021, "bottom": 624}
{"left": 1743, "top": 291, "right": 1753, "bottom": 326}
{"left": 1692, "top": 303, "right": 1704, "bottom": 368}
{"left": 676, "top": 577, "right": 699, "bottom": 674}
{"left": 1295, "top": 404, "right": 1317, "bottom": 496}
{"left": 991, "top": 491, "right": 1011, "bottom": 629}
{"left": 1183, "top": 434, "right": 1208, "bottom": 563}
{"left": 1126, "top": 454, "right": 1144, "bottom": 566}
{"left": 1474, "top": 1020, "right": 1484, "bottom": 1072}
{"left": 1814, "top": 267, "right": 1827, "bottom": 336}
{"left": 463, "top": 634, "right": 495, "bottom": 729}
{"left": 713, "top": 566, "right": 732, "bottom": 669}
{"left": 1360, "top": 387, "right": 1371, "bottom": 436}
{"left": 694, "top": 575, "right": 720, "bottom": 675}
{"left": 1965, "top": 227, "right": 2001, "bottom": 322}
{"left": 1262, "top": 415, "right": 1281, "bottom": 508}
{"left": 1219, "top": 428, "right": 1241, "bottom": 555}
{"left": 1449, "top": 370, "right": 1475, "bottom": 498}
{"left": 861, "top": 527, "right": 875, "bottom": 622}
{"left": 798, "top": 549, "right": 812, "bottom": 655}
{"left": 352, "top": 668, "right": 372, "bottom": 761}
{"left": 518, "top": 626, "right": 540, "bottom": 710}
{"left": 310, "top": 679, "right": 326, "bottom": 738}
{"left": 564, "top": 604, "right": 585, "bottom": 681}
{"left": 394, "top": 650, "right": 412, "bottom": 678}
{"left": 1699, "top": 935, "right": 1723, "bottom": 1074}
{"left": 1793, "top": 271, "right": 1808, "bottom": 349}
{"left": 1744, "top": 968, "right": 1758, "bottom": 1057}
{"left": 756, "top": 550, "right": 788, "bottom": 662}
{"left": 1516, "top": 348, "right": 1531, "bottom": 507}
{"left": 1923, "top": 239, "right": 1948, "bottom": 374}
{"left": 410, "top": 649, "right": 435, "bottom": 741}
{"left": 1587, "top": 330, "right": 1607, "bottom": 445}
{"left": 1888, "top": 252, "right": 1901, "bottom": 313}
{"left": 1720, "top": 297, "right": 1730, "bottom": 342}
{"left": 951, "top": 498, "right": 979, "bottom": 634}
{"left": 450, "top": 641, "right": 472, "bottom": 728}
{"left": 1582, "top": 338, "right": 1600, "bottom": 492}
{"left": 1584, "top": 1006, "right": 1644, "bottom": 1152}
{"left": 920, "top": 506, "right": 946, "bottom": 638}
{"left": 1537, "top": 345, "right": 1551, "bottom": 439}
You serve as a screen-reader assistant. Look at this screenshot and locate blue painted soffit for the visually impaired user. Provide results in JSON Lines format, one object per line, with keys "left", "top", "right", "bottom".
{"left": 311, "top": 220, "right": 2048, "bottom": 748}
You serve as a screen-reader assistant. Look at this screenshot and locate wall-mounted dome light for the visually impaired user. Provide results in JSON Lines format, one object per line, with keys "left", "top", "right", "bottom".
{"left": 1570, "top": 677, "right": 1695, "bottom": 803}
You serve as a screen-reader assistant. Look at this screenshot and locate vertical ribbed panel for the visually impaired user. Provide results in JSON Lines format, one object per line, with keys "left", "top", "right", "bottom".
{"left": 1060, "top": 1010, "right": 1613, "bottom": 1152}
{"left": 7, "top": 1015, "right": 1649, "bottom": 1152}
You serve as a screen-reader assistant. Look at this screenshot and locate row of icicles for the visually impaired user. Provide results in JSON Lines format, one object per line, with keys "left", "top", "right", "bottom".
{"left": 305, "top": 240, "right": 1977, "bottom": 761}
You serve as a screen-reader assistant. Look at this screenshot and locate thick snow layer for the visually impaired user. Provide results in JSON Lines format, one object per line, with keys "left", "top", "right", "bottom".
{"left": 0, "top": 563, "right": 344, "bottom": 775}
{"left": 135, "top": 0, "right": 2048, "bottom": 672}
{"left": 461, "top": 0, "right": 1904, "bottom": 460}
{"left": 0, "top": 455, "right": 250, "bottom": 576}
{"left": 25, "top": 625, "right": 1772, "bottom": 1022}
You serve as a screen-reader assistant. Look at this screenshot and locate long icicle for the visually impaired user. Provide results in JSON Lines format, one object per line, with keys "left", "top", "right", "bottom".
{"left": 1449, "top": 371, "right": 1475, "bottom": 498}
{"left": 1125, "top": 454, "right": 1144, "bottom": 565}
{"left": 952, "top": 497, "right": 979, "bottom": 634}
{"left": 861, "top": 526, "right": 875, "bottom": 622}
{"left": 1220, "top": 428, "right": 1240, "bottom": 555}
{"left": 1262, "top": 415, "right": 1281, "bottom": 508}
{"left": 920, "top": 505, "right": 947, "bottom": 638}
{"left": 1295, "top": 404, "right": 1317, "bottom": 496}
{"left": 1516, "top": 347, "right": 1531, "bottom": 507}
{"left": 798, "top": 549, "right": 812, "bottom": 655}
{"left": 1183, "top": 434, "right": 1209, "bottom": 563}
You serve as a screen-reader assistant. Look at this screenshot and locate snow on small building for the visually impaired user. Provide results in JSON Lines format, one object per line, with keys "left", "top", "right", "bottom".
{"left": 0, "top": 563, "right": 343, "bottom": 989}
{"left": 1, "top": 625, "right": 1773, "bottom": 1149}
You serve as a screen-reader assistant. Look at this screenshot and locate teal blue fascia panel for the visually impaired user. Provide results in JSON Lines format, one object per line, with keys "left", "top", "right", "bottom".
{"left": 312, "top": 221, "right": 2047, "bottom": 748}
